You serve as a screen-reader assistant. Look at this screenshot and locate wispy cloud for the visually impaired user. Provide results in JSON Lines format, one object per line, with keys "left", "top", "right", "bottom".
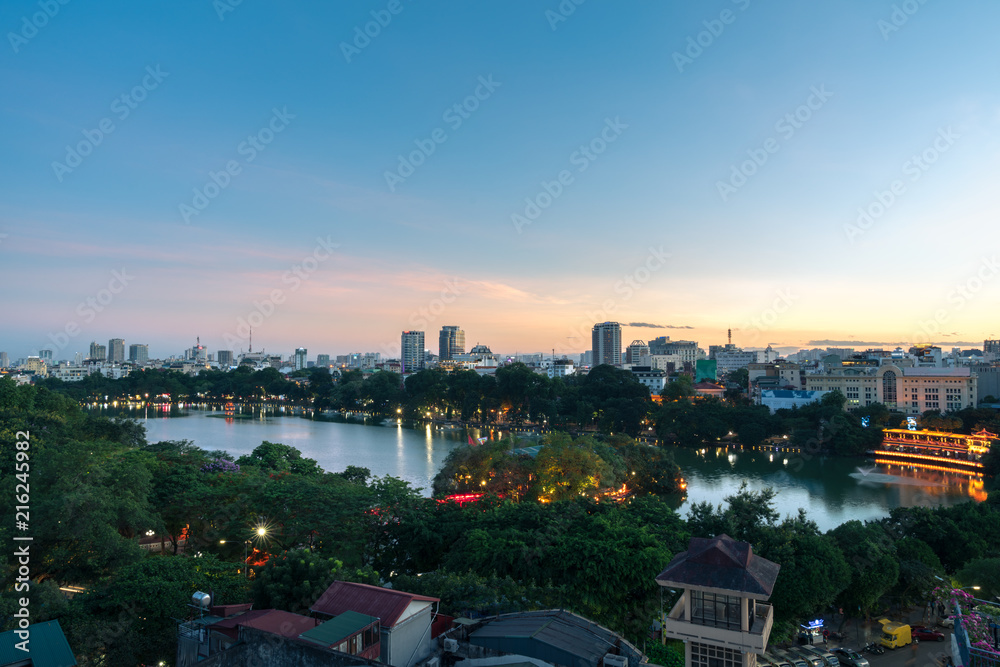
{"left": 626, "top": 322, "right": 694, "bottom": 329}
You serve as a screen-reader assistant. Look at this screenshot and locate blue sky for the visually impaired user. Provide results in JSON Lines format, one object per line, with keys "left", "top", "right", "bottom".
{"left": 2, "top": 0, "right": 1000, "bottom": 361}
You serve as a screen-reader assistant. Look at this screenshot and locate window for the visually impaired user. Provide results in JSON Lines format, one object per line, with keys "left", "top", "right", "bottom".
{"left": 691, "top": 642, "right": 742, "bottom": 667}
{"left": 690, "top": 590, "right": 742, "bottom": 630}
{"left": 882, "top": 371, "right": 897, "bottom": 404}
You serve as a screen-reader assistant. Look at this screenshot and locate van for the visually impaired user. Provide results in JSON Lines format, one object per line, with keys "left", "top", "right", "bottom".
{"left": 802, "top": 646, "right": 839, "bottom": 667}
{"left": 788, "top": 647, "right": 824, "bottom": 667}
{"left": 877, "top": 619, "right": 912, "bottom": 649}
{"left": 774, "top": 649, "right": 809, "bottom": 667}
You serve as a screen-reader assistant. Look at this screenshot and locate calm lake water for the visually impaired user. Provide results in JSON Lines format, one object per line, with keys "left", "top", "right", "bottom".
{"left": 113, "top": 405, "right": 984, "bottom": 532}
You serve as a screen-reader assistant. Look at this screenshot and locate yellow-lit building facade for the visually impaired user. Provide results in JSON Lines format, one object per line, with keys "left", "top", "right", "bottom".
{"left": 804, "top": 364, "right": 976, "bottom": 414}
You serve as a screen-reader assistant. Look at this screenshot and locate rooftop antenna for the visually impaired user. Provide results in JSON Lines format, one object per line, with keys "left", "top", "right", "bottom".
{"left": 728, "top": 328, "right": 732, "bottom": 346}
{"left": 249, "top": 327, "right": 252, "bottom": 353}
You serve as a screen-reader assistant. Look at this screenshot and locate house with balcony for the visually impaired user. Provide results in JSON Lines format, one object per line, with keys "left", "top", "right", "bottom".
{"left": 656, "top": 534, "right": 780, "bottom": 667}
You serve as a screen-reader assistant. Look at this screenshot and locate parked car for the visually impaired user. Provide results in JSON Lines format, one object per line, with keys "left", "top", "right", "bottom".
{"left": 802, "top": 645, "right": 840, "bottom": 667}
{"left": 937, "top": 618, "right": 955, "bottom": 629}
{"left": 833, "top": 648, "right": 871, "bottom": 667}
{"left": 788, "top": 646, "right": 824, "bottom": 667}
{"left": 912, "top": 626, "right": 946, "bottom": 642}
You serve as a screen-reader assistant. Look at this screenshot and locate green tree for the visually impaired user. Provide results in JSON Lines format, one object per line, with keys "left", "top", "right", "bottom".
{"left": 236, "top": 441, "right": 322, "bottom": 475}
{"left": 830, "top": 521, "right": 900, "bottom": 617}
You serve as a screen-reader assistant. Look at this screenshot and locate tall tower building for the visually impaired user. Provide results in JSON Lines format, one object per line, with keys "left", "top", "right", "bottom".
{"left": 129, "top": 344, "right": 149, "bottom": 364}
{"left": 294, "top": 348, "right": 308, "bottom": 371}
{"left": 439, "top": 326, "right": 465, "bottom": 362}
{"left": 89, "top": 341, "right": 107, "bottom": 361}
{"left": 625, "top": 339, "right": 649, "bottom": 365}
{"left": 401, "top": 331, "right": 425, "bottom": 373}
{"left": 592, "top": 322, "right": 622, "bottom": 367}
{"left": 0, "top": 352, "right": 8, "bottom": 368}
{"left": 108, "top": 338, "right": 125, "bottom": 363}
{"left": 217, "top": 350, "right": 234, "bottom": 367}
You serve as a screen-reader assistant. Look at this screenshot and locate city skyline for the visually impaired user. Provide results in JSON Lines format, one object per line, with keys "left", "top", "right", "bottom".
{"left": 3, "top": 3, "right": 1000, "bottom": 359}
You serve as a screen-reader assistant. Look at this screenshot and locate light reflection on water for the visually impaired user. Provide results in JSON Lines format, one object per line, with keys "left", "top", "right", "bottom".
{"left": 96, "top": 406, "right": 982, "bottom": 530}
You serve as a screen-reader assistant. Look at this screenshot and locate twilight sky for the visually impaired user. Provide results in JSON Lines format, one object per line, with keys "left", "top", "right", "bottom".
{"left": 3, "top": 1, "right": 1000, "bottom": 362}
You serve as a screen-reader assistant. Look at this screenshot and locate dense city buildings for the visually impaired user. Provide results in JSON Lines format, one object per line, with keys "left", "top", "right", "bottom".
{"left": 805, "top": 364, "right": 976, "bottom": 414}
{"left": 401, "top": 331, "right": 425, "bottom": 372}
{"left": 592, "top": 322, "right": 622, "bottom": 367}
{"left": 438, "top": 326, "right": 465, "bottom": 362}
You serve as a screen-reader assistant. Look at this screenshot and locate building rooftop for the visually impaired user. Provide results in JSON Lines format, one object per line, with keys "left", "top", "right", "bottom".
{"left": 299, "top": 611, "right": 379, "bottom": 648}
{"left": 469, "top": 609, "right": 643, "bottom": 667}
{"left": 0, "top": 619, "right": 77, "bottom": 667}
{"left": 655, "top": 534, "right": 780, "bottom": 599}
{"left": 210, "top": 609, "right": 320, "bottom": 639}
{"left": 311, "top": 581, "right": 438, "bottom": 627}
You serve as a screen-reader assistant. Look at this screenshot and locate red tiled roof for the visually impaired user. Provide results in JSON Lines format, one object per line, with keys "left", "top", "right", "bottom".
{"left": 311, "top": 581, "right": 439, "bottom": 627}
{"left": 211, "top": 609, "right": 320, "bottom": 639}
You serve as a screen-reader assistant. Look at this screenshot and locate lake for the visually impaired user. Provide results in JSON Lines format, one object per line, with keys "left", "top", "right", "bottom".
{"left": 115, "top": 405, "right": 984, "bottom": 532}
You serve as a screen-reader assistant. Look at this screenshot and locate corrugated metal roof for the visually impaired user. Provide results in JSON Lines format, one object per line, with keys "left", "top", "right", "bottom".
{"left": 0, "top": 619, "right": 77, "bottom": 666}
{"left": 470, "top": 610, "right": 642, "bottom": 667}
{"left": 656, "top": 534, "right": 780, "bottom": 598}
{"left": 210, "top": 609, "right": 320, "bottom": 639}
{"left": 311, "top": 581, "right": 438, "bottom": 627}
{"left": 300, "top": 611, "right": 378, "bottom": 647}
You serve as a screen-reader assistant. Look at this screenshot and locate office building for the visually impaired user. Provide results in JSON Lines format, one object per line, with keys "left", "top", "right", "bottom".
{"left": 548, "top": 358, "right": 576, "bottom": 379}
{"left": 39, "top": 349, "right": 53, "bottom": 362}
{"left": 401, "top": 331, "right": 425, "bottom": 373}
{"left": 648, "top": 336, "right": 701, "bottom": 365}
{"left": 129, "top": 344, "right": 149, "bottom": 364}
{"left": 631, "top": 366, "right": 666, "bottom": 394}
{"left": 316, "top": 354, "right": 330, "bottom": 368}
{"left": 805, "top": 364, "right": 977, "bottom": 414}
{"left": 108, "top": 338, "right": 125, "bottom": 363}
{"left": 294, "top": 348, "right": 308, "bottom": 371}
{"left": 89, "top": 341, "right": 107, "bottom": 361}
{"left": 439, "top": 326, "right": 465, "bottom": 362}
{"left": 217, "top": 350, "right": 234, "bottom": 367}
{"left": 592, "top": 322, "right": 622, "bottom": 367}
{"left": 0, "top": 352, "right": 7, "bottom": 368}
{"left": 625, "top": 339, "right": 649, "bottom": 365}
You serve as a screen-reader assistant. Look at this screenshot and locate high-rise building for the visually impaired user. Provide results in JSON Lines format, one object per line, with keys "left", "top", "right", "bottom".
{"left": 73, "top": 352, "right": 82, "bottom": 366}
{"left": 625, "top": 339, "right": 648, "bottom": 366}
{"left": 592, "top": 322, "right": 622, "bottom": 367}
{"left": 128, "top": 344, "right": 149, "bottom": 364}
{"left": 402, "top": 331, "right": 425, "bottom": 373}
{"left": 316, "top": 354, "right": 330, "bottom": 368}
{"left": 294, "top": 348, "right": 308, "bottom": 371}
{"left": 39, "top": 349, "right": 53, "bottom": 362}
{"left": 108, "top": 338, "right": 126, "bottom": 363}
{"left": 0, "top": 352, "right": 8, "bottom": 368}
{"left": 89, "top": 341, "right": 107, "bottom": 361}
{"left": 217, "top": 350, "right": 234, "bottom": 367}
{"left": 439, "top": 326, "right": 465, "bottom": 362}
